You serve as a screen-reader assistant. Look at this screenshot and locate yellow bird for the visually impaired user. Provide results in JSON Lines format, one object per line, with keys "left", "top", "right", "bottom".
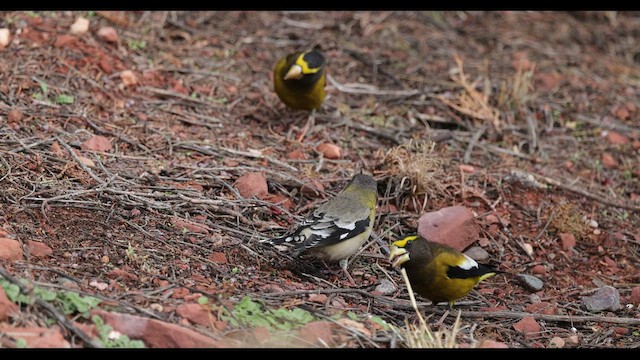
{"left": 261, "top": 174, "right": 377, "bottom": 281}
{"left": 389, "top": 234, "right": 502, "bottom": 307}
{"left": 273, "top": 49, "right": 326, "bottom": 141}
{"left": 273, "top": 49, "right": 326, "bottom": 111}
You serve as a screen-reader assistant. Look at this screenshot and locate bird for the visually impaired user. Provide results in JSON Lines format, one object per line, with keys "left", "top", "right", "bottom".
{"left": 389, "top": 234, "right": 502, "bottom": 307}
{"left": 261, "top": 174, "right": 378, "bottom": 282}
{"left": 273, "top": 49, "right": 326, "bottom": 141}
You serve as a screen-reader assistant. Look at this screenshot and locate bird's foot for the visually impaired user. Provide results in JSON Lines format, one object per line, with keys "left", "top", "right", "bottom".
{"left": 296, "top": 111, "right": 316, "bottom": 143}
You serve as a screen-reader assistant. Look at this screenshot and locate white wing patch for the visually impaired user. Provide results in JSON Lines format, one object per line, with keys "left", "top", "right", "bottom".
{"left": 459, "top": 254, "right": 479, "bottom": 270}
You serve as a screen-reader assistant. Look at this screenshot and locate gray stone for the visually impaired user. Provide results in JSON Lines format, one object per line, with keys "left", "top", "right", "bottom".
{"left": 464, "top": 246, "right": 490, "bottom": 262}
{"left": 375, "top": 279, "right": 396, "bottom": 295}
{"left": 582, "top": 286, "right": 621, "bottom": 312}
{"left": 516, "top": 274, "right": 544, "bottom": 291}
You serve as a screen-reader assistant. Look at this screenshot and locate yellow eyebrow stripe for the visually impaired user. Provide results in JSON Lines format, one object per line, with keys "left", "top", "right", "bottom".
{"left": 392, "top": 235, "right": 418, "bottom": 248}
{"left": 296, "top": 53, "right": 321, "bottom": 74}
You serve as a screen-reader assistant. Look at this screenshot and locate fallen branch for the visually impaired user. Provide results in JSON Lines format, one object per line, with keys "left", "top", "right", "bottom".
{"left": 327, "top": 74, "right": 420, "bottom": 97}
{"left": 446, "top": 309, "right": 640, "bottom": 326}
{"left": 510, "top": 168, "right": 640, "bottom": 212}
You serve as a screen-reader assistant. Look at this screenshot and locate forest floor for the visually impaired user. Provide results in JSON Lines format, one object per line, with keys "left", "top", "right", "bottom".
{"left": 0, "top": 11, "right": 639, "bottom": 348}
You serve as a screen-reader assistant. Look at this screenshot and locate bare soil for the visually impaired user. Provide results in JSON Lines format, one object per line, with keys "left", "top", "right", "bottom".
{"left": 0, "top": 11, "right": 639, "bottom": 348}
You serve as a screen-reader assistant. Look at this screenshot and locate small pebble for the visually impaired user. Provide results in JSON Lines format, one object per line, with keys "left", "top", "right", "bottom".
{"left": 464, "top": 246, "right": 490, "bottom": 262}
{"left": 548, "top": 336, "right": 565, "bottom": 348}
{"left": 374, "top": 279, "right": 396, "bottom": 295}
{"left": 516, "top": 274, "right": 544, "bottom": 291}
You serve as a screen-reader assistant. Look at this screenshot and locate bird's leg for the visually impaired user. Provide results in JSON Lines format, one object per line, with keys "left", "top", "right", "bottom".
{"left": 339, "top": 258, "right": 357, "bottom": 286}
{"left": 296, "top": 110, "right": 316, "bottom": 143}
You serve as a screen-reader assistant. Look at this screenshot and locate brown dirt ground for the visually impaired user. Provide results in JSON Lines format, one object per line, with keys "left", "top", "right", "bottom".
{"left": 0, "top": 11, "right": 639, "bottom": 348}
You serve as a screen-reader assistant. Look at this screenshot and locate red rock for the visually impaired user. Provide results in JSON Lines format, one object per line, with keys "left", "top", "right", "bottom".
{"left": 566, "top": 335, "right": 579, "bottom": 345}
{"left": 265, "top": 194, "right": 294, "bottom": 211}
{"left": 558, "top": 233, "right": 576, "bottom": 251}
{"left": 251, "top": 327, "right": 271, "bottom": 345}
{"left": 630, "top": 286, "right": 640, "bottom": 305}
{"left": 50, "top": 141, "right": 66, "bottom": 157}
{"left": 0, "top": 325, "right": 70, "bottom": 348}
{"left": 525, "top": 301, "right": 557, "bottom": 315}
{"left": 53, "top": 34, "right": 77, "bottom": 48}
{"left": 106, "top": 268, "right": 139, "bottom": 282}
{"left": 0, "top": 287, "right": 19, "bottom": 321}
{"left": 606, "top": 131, "right": 629, "bottom": 145}
{"left": 485, "top": 214, "right": 500, "bottom": 224}
{"left": 601, "top": 152, "right": 618, "bottom": 169}
{"left": 459, "top": 164, "right": 476, "bottom": 173}
{"left": 614, "top": 327, "right": 629, "bottom": 335}
{"left": 614, "top": 106, "right": 630, "bottom": 120}
{"left": 72, "top": 321, "right": 98, "bottom": 338}
{"left": 288, "top": 149, "right": 307, "bottom": 160}
{"left": 308, "top": 294, "right": 328, "bottom": 304}
{"left": 176, "top": 303, "right": 212, "bottom": 327}
{"left": 8, "top": 109, "right": 23, "bottom": 123}
{"left": 171, "top": 217, "right": 211, "bottom": 234}
{"left": 603, "top": 256, "right": 617, "bottom": 268}
{"left": 478, "top": 339, "right": 509, "bottom": 348}
{"left": 297, "top": 321, "right": 334, "bottom": 347}
{"left": 120, "top": 70, "right": 138, "bottom": 86}
{"left": 513, "top": 316, "right": 541, "bottom": 339}
{"left": 548, "top": 337, "right": 565, "bottom": 348}
{"left": 235, "top": 172, "right": 269, "bottom": 199}
{"left": 301, "top": 179, "right": 324, "bottom": 198}
{"left": 90, "top": 309, "right": 229, "bottom": 348}
{"left": 316, "top": 143, "right": 342, "bottom": 159}
{"left": 0, "top": 237, "right": 23, "bottom": 261}
{"left": 208, "top": 252, "right": 227, "bottom": 264}
{"left": 417, "top": 206, "right": 479, "bottom": 251}
{"left": 632, "top": 141, "right": 640, "bottom": 150}
{"left": 97, "top": 26, "right": 119, "bottom": 42}
{"left": 535, "top": 72, "right": 561, "bottom": 91}
{"left": 378, "top": 203, "right": 398, "bottom": 214}
{"left": 27, "top": 241, "right": 53, "bottom": 258}
{"left": 80, "top": 135, "right": 112, "bottom": 152}
{"left": 531, "top": 265, "right": 546, "bottom": 275}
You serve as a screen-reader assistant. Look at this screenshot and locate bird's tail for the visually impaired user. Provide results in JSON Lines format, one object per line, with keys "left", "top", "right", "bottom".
{"left": 259, "top": 233, "right": 293, "bottom": 246}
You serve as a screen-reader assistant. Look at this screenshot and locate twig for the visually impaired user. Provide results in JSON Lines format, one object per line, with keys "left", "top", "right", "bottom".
{"left": 512, "top": 168, "right": 640, "bottom": 212}
{"left": 524, "top": 109, "right": 537, "bottom": 155}
{"left": 281, "top": 17, "right": 324, "bottom": 30}
{"left": 156, "top": 67, "right": 241, "bottom": 83}
{"left": 0, "top": 266, "right": 103, "bottom": 348}
{"left": 327, "top": 74, "right": 420, "bottom": 97}
{"left": 175, "top": 143, "right": 299, "bottom": 172}
{"left": 575, "top": 114, "right": 640, "bottom": 134}
{"left": 259, "top": 288, "right": 375, "bottom": 298}
{"left": 56, "top": 138, "right": 106, "bottom": 186}
{"left": 140, "top": 86, "right": 224, "bottom": 108}
{"left": 328, "top": 116, "right": 403, "bottom": 144}
{"left": 463, "top": 125, "right": 487, "bottom": 164}
{"left": 441, "top": 308, "right": 640, "bottom": 326}
{"left": 77, "top": 115, "right": 150, "bottom": 152}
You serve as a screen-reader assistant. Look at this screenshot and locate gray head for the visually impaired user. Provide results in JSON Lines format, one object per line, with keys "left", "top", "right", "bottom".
{"left": 349, "top": 174, "right": 377, "bottom": 192}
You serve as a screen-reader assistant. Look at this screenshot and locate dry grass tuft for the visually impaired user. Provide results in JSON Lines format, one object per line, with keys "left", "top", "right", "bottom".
{"left": 497, "top": 60, "right": 536, "bottom": 109}
{"left": 394, "top": 312, "right": 462, "bottom": 348}
{"left": 379, "top": 140, "right": 445, "bottom": 196}
{"left": 549, "top": 202, "right": 591, "bottom": 240}
{"left": 392, "top": 268, "right": 463, "bottom": 348}
{"left": 437, "top": 55, "right": 502, "bottom": 132}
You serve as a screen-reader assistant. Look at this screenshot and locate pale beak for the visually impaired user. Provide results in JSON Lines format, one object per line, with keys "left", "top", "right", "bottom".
{"left": 389, "top": 245, "right": 410, "bottom": 268}
{"left": 284, "top": 64, "right": 303, "bottom": 80}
